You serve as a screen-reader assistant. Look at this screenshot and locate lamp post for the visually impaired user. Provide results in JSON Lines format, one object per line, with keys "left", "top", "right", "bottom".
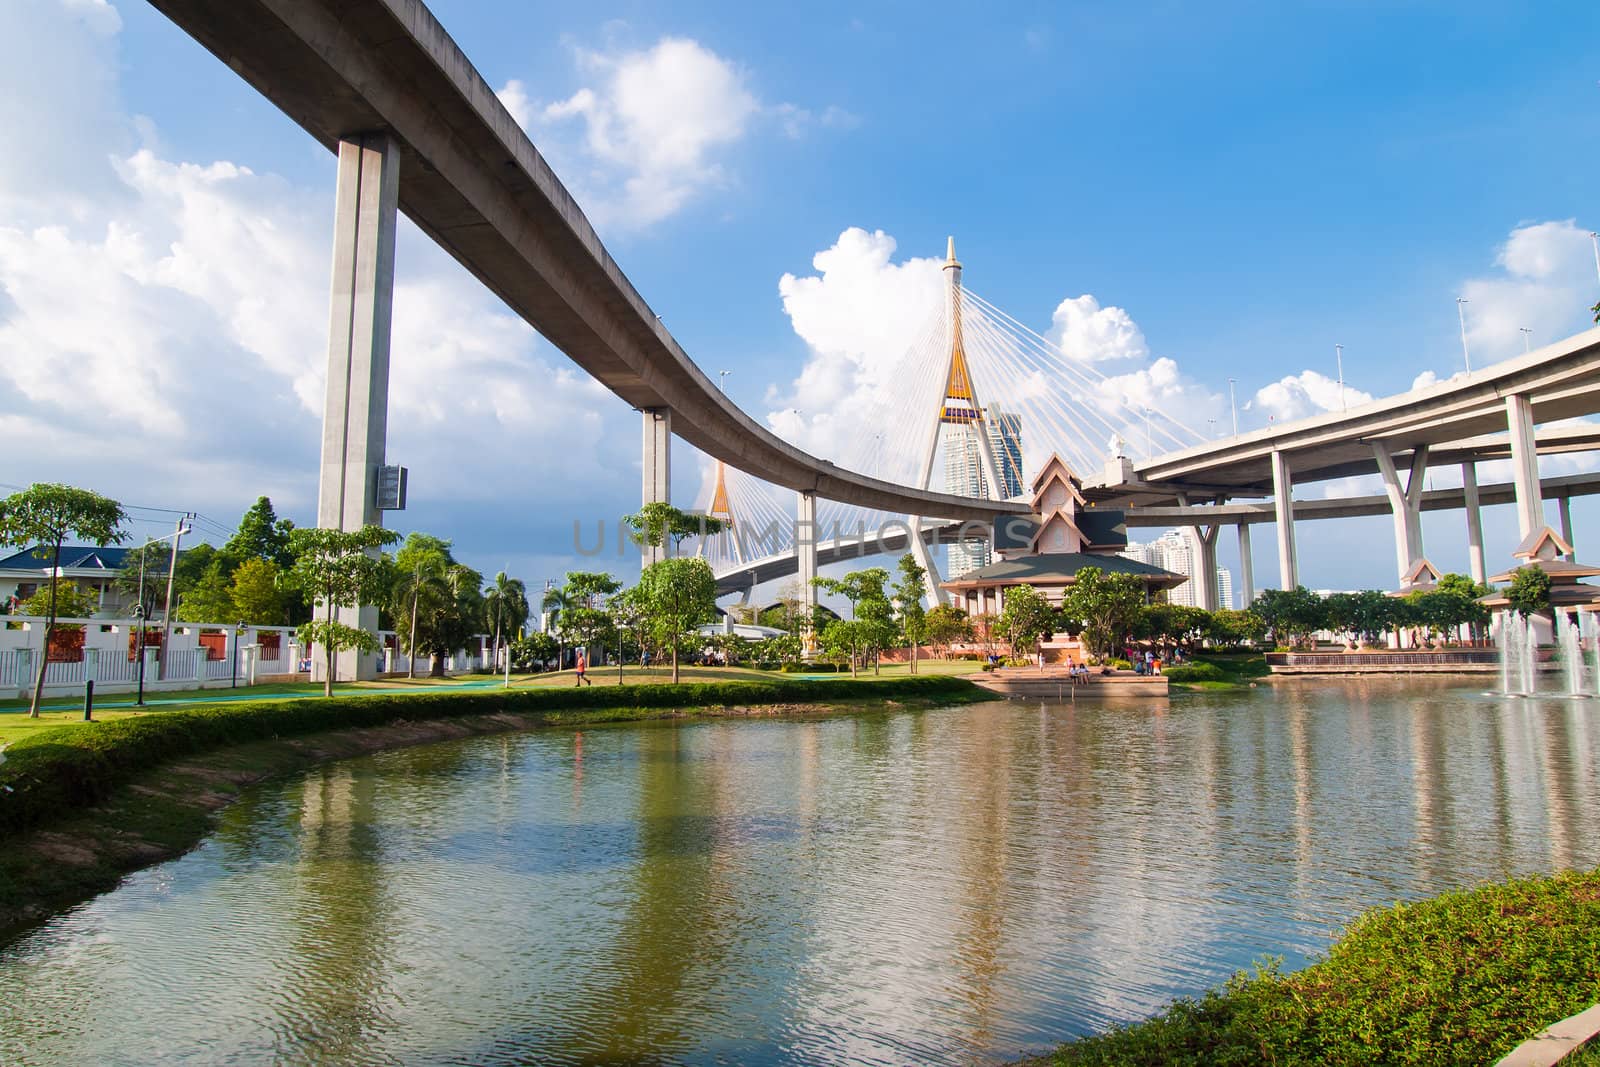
{"left": 133, "top": 603, "right": 147, "bottom": 707}
{"left": 1334, "top": 344, "right": 1346, "bottom": 410}
{"left": 232, "top": 620, "right": 244, "bottom": 688}
{"left": 1520, "top": 327, "right": 1532, "bottom": 353}
{"left": 1227, "top": 378, "right": 1239, "bottom": 436}
{"left": 718, "top": 370, "right": 731, "bottom": 393}
{"left": 1456, "top": 298, "right": 1472, "bottom": 373}
{"left": 1589, "top": 232, "right": 1600, "bottom": 288}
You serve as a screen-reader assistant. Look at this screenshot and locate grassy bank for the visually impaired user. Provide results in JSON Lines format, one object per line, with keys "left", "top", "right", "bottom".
{"left": 1164, "top": 652, "right": 1271, "bottom": 691}
{"left": 0, "top": 675, "right": 986, "bottom": 939}
{"left": 1035, "top": 867, "right": 1600, "bottom": 1066}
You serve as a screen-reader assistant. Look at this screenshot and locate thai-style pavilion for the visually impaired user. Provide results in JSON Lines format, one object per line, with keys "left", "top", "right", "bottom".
{"left": 1478, "top": 526, "right": 1600, "bottom": 614}
{"left": 940, "top": 453, "right": 1184, "bottom": 616}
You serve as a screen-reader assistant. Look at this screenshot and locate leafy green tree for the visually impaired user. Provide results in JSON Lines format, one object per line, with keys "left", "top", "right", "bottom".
{"left": 511, "top": 631, "right": 560, "bottom": 671}
{"left": 1436, "top": 573, "right": 1493, "bottom": 644}
{"left": 288, "top": 524, "right": 398, "bottom": 696}
{"left": 175, "top": 561, "right": 237, "bottom": 622}
{"left": 229, "top": 558, "right": 288, "bottom": 625}
{"left": 893, "top": 554, "right": 929, "bottom": 674}
{"left": 814, "top": 567, "right": 895, "bottom": 676}
{"left": 1506, "top": 566, "right": 1552, "bottom": 620}
{"left": 607, "top": 585, "right": 649, "bottom": 681}
{"left": 483, "top": 571, "right": 530, "bottom": 666}
{"left": 410, "top": 562, "right": 485, "bottom": 677}
{"left": 1249, "top": 586, "right": 1327, "bottom": 648}
{"left": 1206, "top": 608, "right": 1266, "bottom": 648}
{"left": 391, "top": 534, "right": 452, "bottom": 679}
{"left": 1060, "top": 566, "right": 1145, "bottom": 659}
{"left": 997, "top": 583, "right": 1057, "bottom": 668}
{"left": 636, "top": 556, "right": 718, "bottom": 682}
{"left": 556, "top": 571, "right": 621, "bottom": 667}
{"left": 225, "top": 496, "right": 296, "bottom": 569}
{"left": 0, "top": 484, "right": 127, "bottom": 716}
{"left": 925, "top": 604, "right": 974, "bottom": 658}
{"left": 626, "top": 502, "right": 727, "bottom": 557}
{"left": 20, "top": 582, "right": 98, "bottom": 619}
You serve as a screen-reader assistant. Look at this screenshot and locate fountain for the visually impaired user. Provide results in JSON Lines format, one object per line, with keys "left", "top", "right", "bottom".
{"left": 1556, "top": 610, "right": 1586, "bottom": 697}
{"left": 1498, "top": 611, "right": 1538, "bottom": 697}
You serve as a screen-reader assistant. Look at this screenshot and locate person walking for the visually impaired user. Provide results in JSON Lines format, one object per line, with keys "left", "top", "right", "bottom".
{"left": 574, "top": 646, "right": 591, "bottom": 686}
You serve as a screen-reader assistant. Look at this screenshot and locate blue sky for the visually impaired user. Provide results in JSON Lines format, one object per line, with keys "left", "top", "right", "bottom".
{"left": 5, "top": 0, "right": 1600, "bottom": 599}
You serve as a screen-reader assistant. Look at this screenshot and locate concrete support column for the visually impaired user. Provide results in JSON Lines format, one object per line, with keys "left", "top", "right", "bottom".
{"left": 1237, "top": 523, "right": 1255, "bottom": 607}
{"left": 641, "top": 408, "right": 672, "bottom": 564}
{"left": 907, "top": 517, "right": 945, "bottom": 607}
{"left": 797, "top": 491, "right": 818, "bottom": 652}
{"left": 1559, "top": 496, "right": 1576, "bottom": 561}
{"left": 1462, "top": 462, "right": 1486, "bottom": 585}
{"left": 317, "top": 132, "right": 399, "bottom": 683}
{"left": 1506, "top": 393, "right": 1543, "bottom": 540}
{"left": 1271, "top": 449, "right": 1298, "bottom": 589}
{"left": 1373, "top": 444, "right": 1429, "bottom": 582}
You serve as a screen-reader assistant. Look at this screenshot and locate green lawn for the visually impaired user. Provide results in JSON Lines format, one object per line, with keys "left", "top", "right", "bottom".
{"left": 0, "top": 658, "right": 983, "bottom": 746}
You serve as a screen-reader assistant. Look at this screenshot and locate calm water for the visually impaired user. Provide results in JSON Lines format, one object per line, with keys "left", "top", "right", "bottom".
{"left": 3, "top": 680, "right": 1598, "bottom": 1065}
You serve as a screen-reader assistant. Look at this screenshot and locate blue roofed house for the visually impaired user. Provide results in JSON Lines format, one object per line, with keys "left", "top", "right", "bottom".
{"left": 0, "top": 545, "right": 136, "bottom": 616}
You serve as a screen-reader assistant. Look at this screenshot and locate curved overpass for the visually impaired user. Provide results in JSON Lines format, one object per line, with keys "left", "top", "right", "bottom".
{"left": 146, "top": 0, "right": 1029, "bottom": 524}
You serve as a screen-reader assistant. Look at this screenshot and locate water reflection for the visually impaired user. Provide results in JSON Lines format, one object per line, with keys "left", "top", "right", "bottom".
{"left": 2, "top": 684, "right": 1598, "bottom": 1065}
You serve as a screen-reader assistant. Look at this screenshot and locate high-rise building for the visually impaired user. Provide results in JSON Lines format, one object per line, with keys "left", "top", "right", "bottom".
{"left": 1121, "top": 529, "right": 1233, "bottom": 609}
{"left": 945, "top": 425, "right": 989, "bottom": 577}
{"left": 986, "top": 409, "right": 1024, "bottom": 499}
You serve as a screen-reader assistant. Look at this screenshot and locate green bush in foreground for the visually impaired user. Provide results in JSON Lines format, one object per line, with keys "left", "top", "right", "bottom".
{"left": 1052, "top": 867, "right": 1600, "bottom": 1066}
{"left": 0, "top": 676, "right": 981, "bottom": 839}
{"left": 1162, "top": 663, "right": 1226, "bottom": 683}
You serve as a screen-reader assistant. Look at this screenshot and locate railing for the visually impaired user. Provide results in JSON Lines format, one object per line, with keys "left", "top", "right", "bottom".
{"left": 1267, "top": 650, "right": 1500, "bottom": 667}
{"left": 0, "top": 649, "right": 22, "bottom": 688}
{"left": 45, "top": 658, "right": 85, "bottom": 686}
{"left": 97, "top": 655, "right": 140, "bottom": 684}
{"left": 161, "top": 649, "right": 203, "bottom": 682}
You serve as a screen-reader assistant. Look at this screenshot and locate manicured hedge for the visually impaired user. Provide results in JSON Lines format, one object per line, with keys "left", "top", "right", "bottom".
{"left": 1162, "top": 662, "right": 1226, "bottom": 683}
{"left": 1049, "top": 867, "right": 1600, "bottom": 1066}
{"left": 0, "top": 676, "right": 981, "bottom": 839}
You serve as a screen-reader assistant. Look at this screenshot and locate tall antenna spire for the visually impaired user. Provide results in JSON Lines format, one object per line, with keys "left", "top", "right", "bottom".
{"left": 940, "top": 235, "right": 975, "bottom": 423}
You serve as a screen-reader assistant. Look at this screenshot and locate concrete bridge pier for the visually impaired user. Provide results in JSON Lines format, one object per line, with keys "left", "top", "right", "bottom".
{"left": 1462, "top": 462, "right": 1486, "bottom": 585}
{"left": 797, "top": 491, "right": 819, "bottom": 648}
{"left": 1271, "top": 449, "right": 1299, "bottom": 589}
{"left": 1178, "top": 494, "right": 1220, "bottom": 609}
{"left": 1506, "top": 393, "right": 1543, "bottom": 540}
{"left": 641, "top": 408, "right": 672, "bottom": 564}
{"left": 907, "top": 517, "right": 946, "bottom": 607}
{"left": 1236, "top": 523, "right": 1254, "bottom": 607}
{"left": 316, "top": 132, "right": 399, "bottom": 683}
{"left": 1559, "top": 496, "right": 1576, "bottom": 561}
{"left": 1374, "top": 444, "right": 1430, "bottom": 581}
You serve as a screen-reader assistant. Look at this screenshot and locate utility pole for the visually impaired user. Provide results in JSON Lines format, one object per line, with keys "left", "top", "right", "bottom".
{"left": 1456, "top": 298, "right": 1472, "bottom": 373}
{"left": 1334, "top": 344, "right": 1346, "bottom": 410}
{"left": 1227, "top": 378, "right": 1239, "bottom": 436}
{"left": 157, "top": 513, "right": 195, "bottom": 679}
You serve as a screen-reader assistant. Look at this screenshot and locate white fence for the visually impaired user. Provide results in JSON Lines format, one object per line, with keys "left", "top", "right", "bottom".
{"left": 1, "top": 613, "right": 491, "bottom": 696}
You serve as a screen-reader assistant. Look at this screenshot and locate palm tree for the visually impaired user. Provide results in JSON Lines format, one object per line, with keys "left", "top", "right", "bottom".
{"left": 542, "top": 586, "right": 575, "bottom": 672}
{"left": 483, "top": 571, "right": 529, "bottom": 670}
{"left": 391, "top": 552, "right": 448, "bottom": 679}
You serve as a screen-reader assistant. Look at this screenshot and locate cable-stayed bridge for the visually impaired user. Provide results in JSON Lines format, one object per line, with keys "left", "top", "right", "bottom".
{"left": 148, "top": 0, "right": 1600, "bottom": 675}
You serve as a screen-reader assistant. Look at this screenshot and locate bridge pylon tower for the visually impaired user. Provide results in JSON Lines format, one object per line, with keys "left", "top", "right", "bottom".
{"left": 906, "top": 237, "right": 1009, "bottom": 605}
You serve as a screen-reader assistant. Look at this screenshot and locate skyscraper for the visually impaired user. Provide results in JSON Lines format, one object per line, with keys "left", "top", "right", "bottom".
{"left": 1120, "top": 529, "right": 1233, "bottom": 609}
{"left": 986, "top": 409, "right": 1024, "bottom": 499}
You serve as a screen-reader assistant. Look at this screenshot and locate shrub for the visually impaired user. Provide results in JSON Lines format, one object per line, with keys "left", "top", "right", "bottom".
{"left": 1108, "top": 658, "right": 1133, "bottom": 670}
{"left": 0, "top": 676, "right": 984, "bottom": 839}
{"left": 981, "top": 661, "right": 997, "bottom": 672}
{"left": 1163, "top": 662, "right": 1226, "bottom": 683}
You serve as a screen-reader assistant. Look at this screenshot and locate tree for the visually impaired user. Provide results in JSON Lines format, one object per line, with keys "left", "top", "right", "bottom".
{"left": 925, "top": 604, "right": 974, "bottom": 658}
{"left": 556, "top": 571, "right": 621, "bottom": 667}
{"left": 998, "top": 584, "right": 1058, "bottom": 668}
{"left": 1506, "top": 566, "right": 1552, "bottom": 620}
{"left": 1248, "top": 586, "right": 1327, "bottom": 648}
{"left": 814, "top": 567, "right": 895, "bottom": 677}
{"left": 636, "top": 556, "right": 718, "bottom": 683}
{"left": 229, "top": 558, "right": 288, "bottom": 625}
{"left": 20, "top": 582, "right": 97, "bottom": 619}
{"left": 1436, "top": 573, "right": 1492, "bottom": 644}
{"left": 511, "top": 631, "right": 559, "bottom": 672}
{"left": 608, "top": 585, "right": 649, "bottom": 681}
{"left": 483, "top": 571, "right": 529, "bottom": 667}
{"left": 288, "top": 524, "right": 398, "bottom": 696}
{"left": 391, "top": 535, "right": 452, "bottom": 679}
{"left": 0, "top": 484, "right": 127, "bottom": 716}
{"left": 1059, "top": 566, "right": 1145, "bottom": 659}
{"left": 225, "top": 496, "right": 295, "bottom": 569}
{"left": 893, "top": 554, "right": 929, "bottom": 674}
{"left": 626, "top": 502, "right": 726, "bottom": 557}
{"left": 1207, "top": 608, "right": 1266, "bottom": 648}
{"left": 175, "top": 561, "right": 237, "bottom": 622}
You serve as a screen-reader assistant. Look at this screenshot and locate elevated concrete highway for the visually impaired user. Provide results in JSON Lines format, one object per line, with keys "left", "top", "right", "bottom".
{"left": 147, "top": 0, "right": 1029, "bottom": 526}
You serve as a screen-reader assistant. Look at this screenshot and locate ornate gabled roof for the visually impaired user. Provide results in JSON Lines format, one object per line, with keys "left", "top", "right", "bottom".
{"left": 1030, "top": 511, "right": 1085, "bottom": 555}
{"left": 1030, "top": 453, "right": 1082, "bottom": 496}
{"left": 1402, "top": 558, "right": 1442, "bottom": 584}
{"left": 1513, "top": 526, "right": 1573, "bottom": 562}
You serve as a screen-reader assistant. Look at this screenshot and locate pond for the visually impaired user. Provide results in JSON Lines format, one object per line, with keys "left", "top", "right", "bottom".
{"left": 2, "top": 679, "right": 1596, "bottom": 1064}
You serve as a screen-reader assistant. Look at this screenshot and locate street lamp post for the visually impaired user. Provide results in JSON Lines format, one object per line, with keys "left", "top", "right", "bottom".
{"left": 1227, "top": 378, "right": 1239, "bottom": 436}
{"left": 718, "top": 370, "right": 731, "bottom": 393}
{"left": 133, "top": 604, "right": 147, "bottom": 707}
{"left": 232, "top": 620, "right": 244, "bottom": 688}
{"left": 1589, "top": 232, "right": 1600, "bottom": 288}
{"left": 1456, "top": 298, "right": 1472, "bottom": 373}
{"left": 1334, "top": 344, "right": 1346, "bottom": 410}
{"left": 1520, "top": 327, "right": 1532, "bottom": 353}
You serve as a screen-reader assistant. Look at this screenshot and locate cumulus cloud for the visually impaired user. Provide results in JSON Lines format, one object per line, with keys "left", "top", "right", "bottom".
{"left": 1252, "top": 370, "right": 1375, "bottom": 423}
{"left": 0, "top": 2, "right": 636, "bottom": 576}
{"left": 1049, "top": 293, "right": 1149, "bottom": 363}
{"left": 516, "top": 36, "right": 759, "bottom": 228}
{"left": 1459, "top": 220, "right": 1598, "bottom": 364}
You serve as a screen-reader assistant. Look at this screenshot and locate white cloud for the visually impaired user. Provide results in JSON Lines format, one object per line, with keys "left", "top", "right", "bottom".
{"left": 1253, "top": 370, "right": 1374, "bottom": 423}
{"left": 0, "top": 1, "right": 637, "bottom": 578}
{"left": 521, "top": 36, "right": 759, "bottom": 228}
{"left": 1459, "top": 220, "right": 1597, "bottom": 364}
{"left": 1049, "top": 293, "right": 1149, "bottom": 363}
